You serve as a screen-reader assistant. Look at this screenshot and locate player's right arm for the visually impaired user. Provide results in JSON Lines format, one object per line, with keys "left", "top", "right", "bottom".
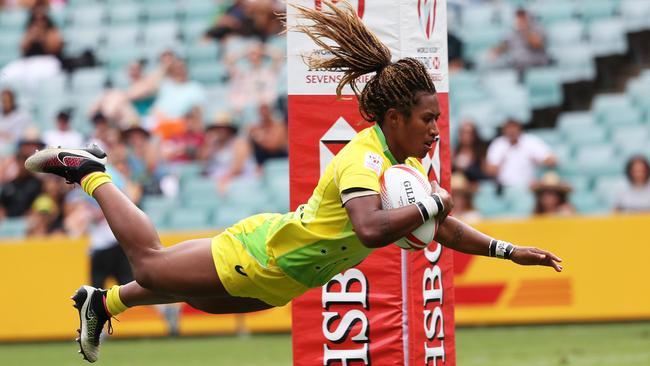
{"left": 345, "top": 194, "right": 427, "bottom": 248}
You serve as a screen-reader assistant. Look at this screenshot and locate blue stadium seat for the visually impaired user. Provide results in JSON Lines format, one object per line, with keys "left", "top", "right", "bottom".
{"left": 524, "top": 67, "right": 563, "bottom": 108}
{"left": 557, "top": 112, "right": 597, "bottom": 134}
{"left": 104, "top": 25, "right": 141, "bottom": 49}
{"left": 188, "top": 62, "right": 226, "bottom": 86}
{"left": 578, "top": 0, "right": 618, "bottom": 23}
{"left": 462, "top": 4, "right": 497, "bottom": 30}
{"left": 626, "top": 78, "right": 650, "bottom": 115}
{"left": 144, "top": 1, "right": 179, "bottom": 22}
{"left": 620, "top": 0, "right": 650, "bottom": 31}
{"left": 181, "top": 20, "right": 211, "bottom": 44}
{"left": 166, "top": 207, "right": 213, "bottom": 231}
{"left": 593, "top": 94, "right": 643, "bottom": 126}
{"left": 0, "top": 217, "right": 27, "bottom": 239}
{"left": 570, "top": 191, "right": 604, "bottom": 214}
{"left": 547, "top": 21, "right": 584, "bottom": 49}
{"left": 64, "top": 26, "right": 105, "bottom": 54}
{"left": 593, "top": 175, "right": 627, "bottom": 208}
{"left": 141, "top": 195, "right": 179, "bottom": 213}
{"left": 589, "top": 19, "right": 627, "bottom": 56}
{"left": 460, "top": 26, "right": 505, "bottom": 63}
{"left": 67, "top": 5, "right": 106, "bottom": 28}
{"left": 180, "top": 0, "right": 219, "bottom": 22}
{"left": 564, "top": 125, "right": 607, "bottom": 145}
{"left": 107, "top": 2, "right": 142, "bottom": 26}
{"left": 70, "top": 68, "right": 107, "bottom": 93}
{"left": 0, "top": 9, "right": 28, "bottom": 29}
{"left": 182, "top": 177, "right": 218, "bottom": 198}
{"left": 551, "top": 44, "right": 596, "bottom": 82}
{"left": 530, "top": 1, "right": 577, "bottom": 25}
{"left": 474, "top": 193, "right": 509, "bottom": 218}
{"left": 142, "top": 21, "right": 179, "bottom": 47}
{"left": 186, "top": 42, "right": 220, "bottom": 64}
{"left": 530, "top": 128, "right": 563, "bottom": 146}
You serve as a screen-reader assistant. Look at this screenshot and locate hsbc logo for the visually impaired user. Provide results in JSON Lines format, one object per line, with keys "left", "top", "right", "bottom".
{"left": 315, "top": 0, "right": 365, "bottom": 18}
{"left": 417, "top": 0, "right": 438, "bottom": 40}
{"left": 319, "top": 117, "right": 357, "bottom": 175}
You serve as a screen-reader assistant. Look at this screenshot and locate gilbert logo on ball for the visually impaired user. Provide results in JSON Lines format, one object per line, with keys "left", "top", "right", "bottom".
{"left": 380, "top": 165, "right": 438, "bottom": 250}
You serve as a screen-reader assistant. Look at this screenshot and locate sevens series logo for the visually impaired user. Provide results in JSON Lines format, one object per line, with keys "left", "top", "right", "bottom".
{"left": 417, "top": 0, "right": 438, "bottom": 40}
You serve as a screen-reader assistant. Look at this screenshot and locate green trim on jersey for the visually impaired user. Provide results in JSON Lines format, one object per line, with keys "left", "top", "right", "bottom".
{"left": 372, "top": 124, "right": 399, "bottom": 165}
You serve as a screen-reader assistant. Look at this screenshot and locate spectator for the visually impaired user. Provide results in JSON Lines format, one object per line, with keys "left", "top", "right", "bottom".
{"left": 202, "top": 112, "right": 256, "bottom": 193}
{"left": 1, "top": 7, "right": 63, "bottom": 90}
{"left": 614, "top": 155, "right": 650, "bottom": 212}
{"left": 150, "top": 58, "right": 206, "bottom": 140}
{"left": 248, "top": 104, "right": 287, "bottom": 167}
{"left": 486, "top": 119, "right": 556, "bottom": 188}
{"left": 452, "top": 121, "right": 487, "bottom": 183}
{"left": 226, "top": 42, "right": 283, "bottom": 112}
{"left": 161, "top": 107, "right": 206, "bottom": 162}
{"left": 450, "top": 173, "right": 482, "bottom": 224}
{"left": 121, "top": 126, "right": 165, "bottom": 196}
{"left": 0, "top": 137, "right": 44, "bottom": 218}
{"left": 26, "top": 175, "right": 66, "bottom": 236}
{"left": 486, "top": 8, "right": 549, "bottom": 72}
{"left": 0, "top": 89, "right": 32, "bottom": 151}
{"left": 89, "top": 59, "right": 162, "bottom": 128}
{"left": 43, "top": 109, "right": 84, "bottom": 148}
{"left": 204, "top": 0, "right": 280, "bottom": 42}
{"left": 531, "top": 172, "right": 575, "bottom": 216}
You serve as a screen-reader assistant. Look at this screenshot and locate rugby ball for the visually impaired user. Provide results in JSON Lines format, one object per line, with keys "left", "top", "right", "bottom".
{"left": 380, "top": 165, "right": 438, "bottom": 250}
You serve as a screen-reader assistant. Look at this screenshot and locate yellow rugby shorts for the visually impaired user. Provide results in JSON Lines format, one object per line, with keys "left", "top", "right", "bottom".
{"left": 211, "top": 230, "right": 308, "bottom": 307}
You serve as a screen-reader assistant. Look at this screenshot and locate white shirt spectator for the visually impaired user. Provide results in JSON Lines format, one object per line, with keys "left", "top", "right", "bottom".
{"left": 487, "top": 133, "right": 553, "bottom": 187}
{"left": 44, "top": 129, "right": 84, "bottom": 148}
{"left": 614, "top": 183, "right": 650, "bottom": 212}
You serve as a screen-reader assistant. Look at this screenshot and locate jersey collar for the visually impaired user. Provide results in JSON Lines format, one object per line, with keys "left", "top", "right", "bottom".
{"left": 372, "top": 124, "right": 399, "bottom": 165}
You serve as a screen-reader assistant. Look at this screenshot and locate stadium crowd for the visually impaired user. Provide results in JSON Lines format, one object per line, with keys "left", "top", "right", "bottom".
{"left": 1, "top": 0, "right": 650, "bottom": 239}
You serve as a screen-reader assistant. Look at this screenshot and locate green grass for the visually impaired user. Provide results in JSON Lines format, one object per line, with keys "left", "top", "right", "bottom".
{"left": 1, "top": 323, "right": 649, "bottom": 365}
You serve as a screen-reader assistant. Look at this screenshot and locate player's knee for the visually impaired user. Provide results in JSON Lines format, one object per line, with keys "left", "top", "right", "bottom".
{"left": 131, "top": 257, "right": 162, "bottom": 290}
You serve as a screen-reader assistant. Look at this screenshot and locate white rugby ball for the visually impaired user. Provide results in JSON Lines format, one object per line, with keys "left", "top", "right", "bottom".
{"left": 380, "top": 164, "right": 438, "bottom": 250}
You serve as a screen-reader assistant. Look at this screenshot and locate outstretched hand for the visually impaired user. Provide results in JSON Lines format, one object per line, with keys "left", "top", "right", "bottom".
{"left": 510, "top": 246, "right": 563, "bottom": 272}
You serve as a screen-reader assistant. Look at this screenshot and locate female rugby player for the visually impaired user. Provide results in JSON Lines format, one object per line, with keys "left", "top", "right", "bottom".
{"left": 25, "top": 1, "right": 562, "bottom": 362}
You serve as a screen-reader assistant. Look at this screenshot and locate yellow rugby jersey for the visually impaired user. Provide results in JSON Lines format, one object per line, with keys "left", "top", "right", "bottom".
{"left": 227, "top": 124, "right": 426, "bottom": 288}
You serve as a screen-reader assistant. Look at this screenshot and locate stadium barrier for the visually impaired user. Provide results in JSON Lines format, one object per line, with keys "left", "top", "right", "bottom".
{"left": 2, "top": 214, "right": 650, "bottom": 341}
{"left": 0, "top": 231, "right": 291, "bottom": 342}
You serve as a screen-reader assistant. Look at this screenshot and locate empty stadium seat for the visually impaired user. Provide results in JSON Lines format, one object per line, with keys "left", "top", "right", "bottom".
{"left": 557, "top": 111, "right": 597, "bottom": 133}
{"left": 578, "top": 0, "right": 618, "bottom": 23}
{"left": 142, "top": 21, "right": 179, "bottom": 47}
{"left": 0, "top": 218, "right": 27, "bottom": 239}
{"left": 524, "top": 67, "right": 563, "bottom": 108}
{"left": 166, "top": 207, "right": 212, "bottom": 230}
{"left": 552, "top": 44, "right": 596, "bottom": 82}
{"left": 107, "top": 3, "right": 142, "bottom": 25}
{"left": 460, "top": 26, "right": 505, "bottom": 63}
{"left": 547, "top": 21, "right": 585, "bottom": 48}
{"left": 0, "top": 9, "right": 28, "bottom": 29}
{"left": 144, "top": 1, "right": 179, "bottom": 22}
{"left": 620, "top": 0, "right": 650, "bottom": 31}
{"left": 589, "top": 19, "right": 627, "bottom": 56}
{"left": 67, "top": 5, "right": 106, "bottom": 28}
{"left": 570, "top": 191, "right": 604, "bottom": 214}
{"left": 565, "top": 125, "right": 607, "bottom": 145}
{"left": 70, "top": 68, "right": 107, "bottom": 93}
{"left": 530, "top": 1, "right": 577, "bottom": 25}
{"left": 462, "top": 5, "right": 497, "bottom": 30}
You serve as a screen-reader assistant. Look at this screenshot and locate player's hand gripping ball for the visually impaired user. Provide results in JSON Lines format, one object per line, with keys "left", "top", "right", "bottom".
{"left": 380, "top": 165, "right": 439, "bottom": 250}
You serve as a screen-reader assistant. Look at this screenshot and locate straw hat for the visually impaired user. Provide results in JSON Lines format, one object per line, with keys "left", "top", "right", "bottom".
{"left": 206, "top": 111, "right": 238, "bottom": 133}
{"left": 531, "top": 172, "right": 572, "bottom": 194}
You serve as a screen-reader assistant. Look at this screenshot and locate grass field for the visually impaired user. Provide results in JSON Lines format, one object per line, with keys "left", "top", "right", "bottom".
{"left": 1, "top": 323, "right": 649, "bottom": 365}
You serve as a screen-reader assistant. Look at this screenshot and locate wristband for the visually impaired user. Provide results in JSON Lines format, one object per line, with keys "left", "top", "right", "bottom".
{"left": 416, "top": 194, "right": 444, "bottom": 223}
{"left": 488, "top": 239, "right": 515, "bottom": 259}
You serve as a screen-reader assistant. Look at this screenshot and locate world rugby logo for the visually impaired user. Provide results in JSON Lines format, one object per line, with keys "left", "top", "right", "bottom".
{"left": 315, "top": 0, "right": 365, "bottom": 18}
{"left": 417, "top": 0, "right": 437, "bottom": 40}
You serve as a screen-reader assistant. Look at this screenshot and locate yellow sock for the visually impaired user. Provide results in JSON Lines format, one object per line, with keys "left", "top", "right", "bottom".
{"left": 80, "top": 172, "right": 112, "bottom": 197}
{"left": 106, "top": 285, "right": 129, "bottom": 316}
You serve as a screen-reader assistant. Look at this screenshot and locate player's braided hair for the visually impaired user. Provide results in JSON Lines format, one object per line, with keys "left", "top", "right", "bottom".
{"left": 292, "top": 0, "right": 436, "bottom": 124}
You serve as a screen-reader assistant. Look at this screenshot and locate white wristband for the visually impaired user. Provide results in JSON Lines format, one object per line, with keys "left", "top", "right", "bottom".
{"left": 419, "top": 193, "right": 444, "bottom": 221}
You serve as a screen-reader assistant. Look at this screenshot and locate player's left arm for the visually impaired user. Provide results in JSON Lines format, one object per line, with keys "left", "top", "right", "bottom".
{"left": 434, "top": 216, "right": 563, "bottom": 272}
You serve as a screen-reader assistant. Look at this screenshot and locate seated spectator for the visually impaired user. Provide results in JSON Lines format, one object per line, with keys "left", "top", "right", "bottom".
{"left": 162, "top": 107, "right": 206, "bottom": 162}
{"left": 452, "top": 121, "right": 487, "bottom": 183}
{"left": 0, "top": 89, "right": 32, "bottom": 153}
{"left": 248, "top": 104, "right": 287, "bottom": 167}
{"left": 226, "top": 42, "right": 283, "bottom": 112}
{"left": 450, "top": 173, "right": 482, "bottom": 224}
{"left": 486, "top": 119, "right": 556, "bottom": 188}
{"left": 89, "top": 59, "right": 163, "bottom": 128}
{"left": 150, "top": 58, "right": 206, "bottom": 140}
{"left": 614, "top": 155, "right": 650, "bottom": 212}
{"left": 204, "top": 0, "right": 278, "bottom": 42}
{"left": 201, "top": 112, "right": 256, "bottom": 193}
{"left": 26, "top": 175, "right": 66, "bottom": 237}
{"left": 0, "top": 136, "right": 44, "bottom": 218}
{"left": 1, "top": 7, "right": 62, "bottom": 90}
{"left": 43, "top": 108, "right": 84, "bottom": 148}
{"left": 121, "top": 126, "right": 165, "bottom": 196}
{"left": 485, "top": 8, "right": 549, "bottom": 72}
{"left": 531, "top": 172, "right": 575, "bottom": 216}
